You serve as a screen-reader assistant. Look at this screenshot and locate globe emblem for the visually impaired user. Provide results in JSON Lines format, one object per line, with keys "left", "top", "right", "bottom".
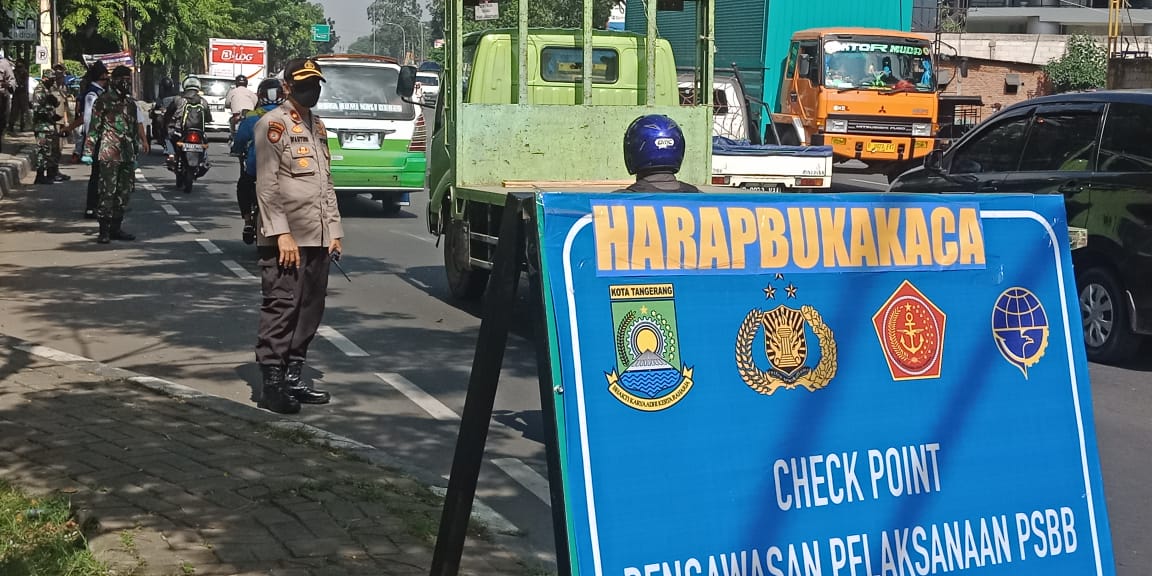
{"left": 992, "top": 288, "right": 1050, "bottom": 378}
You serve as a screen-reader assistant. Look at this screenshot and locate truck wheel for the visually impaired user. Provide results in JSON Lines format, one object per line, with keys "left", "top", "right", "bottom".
{"left": 1078, "top": 267, "right": 1142, "bottom": 364}
{"left": 444, "top": 218, "right": 489, "bottom": 301}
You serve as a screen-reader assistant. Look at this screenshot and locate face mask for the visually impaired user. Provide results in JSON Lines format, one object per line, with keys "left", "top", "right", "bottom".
{"left": 113, "top": 78, "right": 131, "bottom": 94}
{"left": 291, "top": 81, "right": 322, "bottom": 108}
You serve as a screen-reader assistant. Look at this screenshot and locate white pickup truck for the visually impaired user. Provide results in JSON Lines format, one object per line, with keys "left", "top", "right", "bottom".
{"left": 681, "top": 72, "right": 833, "bottom": 192}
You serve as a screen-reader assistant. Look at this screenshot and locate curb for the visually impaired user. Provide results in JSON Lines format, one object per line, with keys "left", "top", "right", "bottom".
{"left": 7, "top": 337, "right": 523, "bottom": 540}
{"left": 0, "top": 142, "right": 36, "bottom": 200}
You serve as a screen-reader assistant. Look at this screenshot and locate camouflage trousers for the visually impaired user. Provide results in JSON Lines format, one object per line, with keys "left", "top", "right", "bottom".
{"left": 34, "top": 130, "right": 61, "bottom": 170}
{"left": 97, "top": 161, "right": 134, "bottom": 220}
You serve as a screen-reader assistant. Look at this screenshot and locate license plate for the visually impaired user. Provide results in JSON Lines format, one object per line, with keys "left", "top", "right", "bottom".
{"left": 740, "top": 183, "right": 780, "bottom": 193}
{"left": 868, "top": 142, "right": 898, "bottom": 154}
{"left": 183, "top": 143, "right": 204, "bottom": 152}
{"left": 341, "top": 132, "right": 381, "bottom": 150}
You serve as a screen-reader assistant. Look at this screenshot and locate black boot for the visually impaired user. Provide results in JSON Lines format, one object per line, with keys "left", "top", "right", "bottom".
{"left": 48, "top": 167, "right": 69, "bottom": 183}
{"left": 110, "top": 219, "right": 136, "bottom": 241}
{"left": 96, "top": 219, "right": 111, "bottom": 244}
{"left": 257, "top": 365, "right": 301, "bottom": 414}
{"left": 34, "top": 169, "right": 48, "bottom": 184}
{"left": 285, "top": 361, "right": 330, "bottom": 404}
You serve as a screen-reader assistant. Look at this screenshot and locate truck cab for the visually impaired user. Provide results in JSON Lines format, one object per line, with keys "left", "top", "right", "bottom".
{"left": 777, "top": 28, "right": 939, "bottom": 180}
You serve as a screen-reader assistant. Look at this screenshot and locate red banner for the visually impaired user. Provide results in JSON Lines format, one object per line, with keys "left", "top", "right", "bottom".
{"left": 210, "top": 44, "right": 265, "bottom": 65}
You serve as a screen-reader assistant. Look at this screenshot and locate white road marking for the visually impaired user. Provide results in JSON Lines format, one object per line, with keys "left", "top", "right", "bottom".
{"left": 151, "top": 192, "right": 166, "bottom": 202}
{"left": 317, "top": 325, "right": 369, "bottom": 357}
{"left": 492, "top": 458, "right": 552, "bottom": 506}
{"left": 374, "top": 372, "right": 459, "bottom": 420}
{"left": 195, "top": 238, "right": 222, "bottom": 255}
{"left": 141, "top": 182, "right": 156, "bottom": 190}
{"left": 160, "top": 203, "right": 179, "bottom": 216}
{"left": 15, "top": 344, "right": 92, "bottom": 363}
{"left": 390, "top": 229, "right": 435, "bottom": 244}
{"left": 175, "top": 220, "right": 198, "bottom": 233}
{"left": 850, "top": 178, "right": 886, "bottom": 187}
{"left": 221, "top": 259, "right": 257, "bottom": 280}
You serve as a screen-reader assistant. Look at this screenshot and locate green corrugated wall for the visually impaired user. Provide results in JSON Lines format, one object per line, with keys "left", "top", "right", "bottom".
{"left": 625, "top": 1, "right": 768, "bottom": 104}
{"left": 625, "top": 0, "right": 912, "bottom": 113}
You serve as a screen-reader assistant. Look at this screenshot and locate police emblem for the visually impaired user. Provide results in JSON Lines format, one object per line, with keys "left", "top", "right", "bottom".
{"left": 606, "top": 284, "right": 693, "bottom": 411}
{"left": 735, "top": 280, "right": 837, "bottom": 395}
{"left": 992, "top": 287, "right": 1049, "bottom": 378}
{"left": 872, "top": 280, "right": 946, "bottom": 381}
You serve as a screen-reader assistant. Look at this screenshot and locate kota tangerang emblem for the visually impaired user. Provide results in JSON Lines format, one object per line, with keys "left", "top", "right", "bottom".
{"left": 736, "top": 275, "right": 838, "bottom": 395}
{"left": 606, "top": 284, "right": 694, "bottom": 411}
{"left": 873, "top": 280, "right": 946, "bottom": 381}
{"left": 992, "top": 287, "right": 1049, "bottom": 378}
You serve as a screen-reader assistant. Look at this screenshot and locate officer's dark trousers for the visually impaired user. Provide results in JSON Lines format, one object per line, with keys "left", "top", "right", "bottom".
{"left": 85, "top": 163, "right": 100, "bottom": 212}
{"left": 236, "top": 171, "right": 256, "bottom": 218}
{"left": 255, "top": 246, "right": 330, "bottom": 367}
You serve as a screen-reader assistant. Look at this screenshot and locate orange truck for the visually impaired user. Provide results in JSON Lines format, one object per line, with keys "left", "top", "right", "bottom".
{"left": 774, "top": 28, "right": 939, "bottom": 181}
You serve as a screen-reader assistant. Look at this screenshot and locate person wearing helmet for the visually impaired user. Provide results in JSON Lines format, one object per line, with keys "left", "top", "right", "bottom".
{"left": 620, "top": 114, "right": 700, "bottom": 192}
{"left": 231, "top": 77, "right": 285, "bottom": 244}
{"left": 162, "top": 76, "right": 213, "bottom": 159}
{"left": 225, "top": 74, "right": 258, "bottom": 137}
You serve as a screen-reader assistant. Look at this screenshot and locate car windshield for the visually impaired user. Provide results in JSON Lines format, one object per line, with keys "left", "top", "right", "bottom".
{"left": 312, "top": 63, "right": 414, "bottom": 120}
{"left": 822, "top": 39, "right": 935, "bottom": 91}
{"left": 418, "top": 75, "right": 439, "bottom": 86}
{"left": 199, "top": 78, "right": 233, "bottom": 98}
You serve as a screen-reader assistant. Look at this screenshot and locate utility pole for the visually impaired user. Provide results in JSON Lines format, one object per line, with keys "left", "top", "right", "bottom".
{"left": 49, "top": 0, "right": 58, "bottom": 65}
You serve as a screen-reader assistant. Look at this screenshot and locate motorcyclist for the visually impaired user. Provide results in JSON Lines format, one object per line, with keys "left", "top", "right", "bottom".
{"left": 163, "top": 76, "right": 213, "bottom": 163}
{"left": 225, "top": 74, "right": 257, "bottom": 138}
{"left": 619, "top": 114, "right": 700, "bottom": 193}
{"left": 230, "top": 77, "right": 284, "bottom": 244}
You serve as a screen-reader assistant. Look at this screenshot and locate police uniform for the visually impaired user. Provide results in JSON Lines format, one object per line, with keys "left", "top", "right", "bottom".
{"left": 252, "top": 59, "right": 342, "bottom": 408}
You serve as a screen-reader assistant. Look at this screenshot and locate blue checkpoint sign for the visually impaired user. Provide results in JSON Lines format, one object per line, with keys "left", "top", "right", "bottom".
{"left": 534, "top": 192, "right": 1115, "bottom": 576}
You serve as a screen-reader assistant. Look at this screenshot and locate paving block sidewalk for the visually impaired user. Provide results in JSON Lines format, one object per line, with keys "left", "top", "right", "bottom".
{"left": 0, "top": 344, "right": 524, "bottom": 576}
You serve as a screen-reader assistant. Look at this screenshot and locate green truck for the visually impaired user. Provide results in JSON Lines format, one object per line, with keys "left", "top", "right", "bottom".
{"left": 398, "top": 0, "right": 717, "bottom": 299}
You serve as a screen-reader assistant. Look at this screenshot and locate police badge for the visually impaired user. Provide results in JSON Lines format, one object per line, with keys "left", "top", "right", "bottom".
{"left": 735, "top": 279, "right": 837, "bottom": 395}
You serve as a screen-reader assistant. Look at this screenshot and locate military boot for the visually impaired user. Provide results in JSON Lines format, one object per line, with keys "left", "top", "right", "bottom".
{"left": 34, "top": 169, "right": 48, "bottom": 184}
{"left": 257, "top": 365, "right": 301, "bottom": 415}
{"left": 96, "top": 219, "right": 111, "bottom": 244}
{"left": 110, "top": 219, "right": 136, "bottom": 241}
{"left": 48, "top": 167, "right": 69, "bottom": 183}
{"left": 285, "top": 361, "right": 331, "bottom": 404}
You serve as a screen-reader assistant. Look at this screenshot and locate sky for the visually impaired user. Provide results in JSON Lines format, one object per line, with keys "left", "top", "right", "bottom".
{"left": 317, "top": 0, "right": 375, "bottom": 52}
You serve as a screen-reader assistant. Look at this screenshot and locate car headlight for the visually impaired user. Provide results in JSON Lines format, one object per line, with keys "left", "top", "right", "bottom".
{"left": 912, "top": 123, "right": 932, "bottom": 137}
{"left": 827, "top": 119, "right": 848, "bottom": 133}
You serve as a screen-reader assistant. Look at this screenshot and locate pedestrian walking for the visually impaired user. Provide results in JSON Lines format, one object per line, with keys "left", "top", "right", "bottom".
{"left": 253, "top": 58, "right": 342, "bottom": 414}
{"left": 0, "top": 50, "right": 17, "bottom": 152}
{"left": 8, "top": 59, "right": 29, "bottom": 133}
{"left": 82, "top": 66, "right": 150, "bottom": 244}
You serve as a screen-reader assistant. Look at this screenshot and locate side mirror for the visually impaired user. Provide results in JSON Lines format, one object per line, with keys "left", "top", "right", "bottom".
{"left": 924, "top": 149, "right": 944, "bottom": 173}
{"left": 798, "top": 54, "right": 811, "bottom": 78}
{"left": 397, "top": 65, "right": 418, "bottom": 98}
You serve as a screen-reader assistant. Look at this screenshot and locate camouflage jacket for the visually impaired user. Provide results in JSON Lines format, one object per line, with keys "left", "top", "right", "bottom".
{"left": 31, "top": 84, "right": 61, "bottom": 131}
{"left": 83, "top": 90, "right": 140, "bottom": 163}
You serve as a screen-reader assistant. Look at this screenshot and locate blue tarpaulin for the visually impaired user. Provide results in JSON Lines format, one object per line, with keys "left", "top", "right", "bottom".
{"left": 712, "top": 136, "right": 832, "bottom": 157}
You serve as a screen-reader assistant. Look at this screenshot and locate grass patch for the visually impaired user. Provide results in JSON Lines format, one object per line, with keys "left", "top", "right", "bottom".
{"left": 0, "top": 480, "right": 110, "bottom": 576}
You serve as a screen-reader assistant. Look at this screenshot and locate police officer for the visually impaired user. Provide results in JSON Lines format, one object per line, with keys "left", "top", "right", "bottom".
{"left": 31, "top": 69, "right": 65, "bottom": 184}
{"left": 231, "top": 78, "right": 284, "bottom": 244}
{"left": 620, "top": 114, "right": 701, "bottom": 192}
{"left": 252, "top": 58, "right": 342, "bottom": 414}
{"left": 82, "top": 66, "right": 150, "bottom": 244}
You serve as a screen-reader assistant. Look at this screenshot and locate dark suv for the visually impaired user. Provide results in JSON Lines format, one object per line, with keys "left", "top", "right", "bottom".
{"left": 891, "top": 90, "right": 1152, "bottom": 363}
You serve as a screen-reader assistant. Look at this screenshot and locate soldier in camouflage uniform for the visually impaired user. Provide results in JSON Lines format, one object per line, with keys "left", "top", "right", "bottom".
{"left": 82, "top": 66, "right": 150, "bottom": 244}
{"left": 31, "top": 69, "right": 65, "bottom": 184}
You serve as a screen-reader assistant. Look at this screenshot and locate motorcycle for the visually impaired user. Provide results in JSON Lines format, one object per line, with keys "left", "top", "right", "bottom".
{"left": 167, "top": 128, "right": 211, "bottom": 194}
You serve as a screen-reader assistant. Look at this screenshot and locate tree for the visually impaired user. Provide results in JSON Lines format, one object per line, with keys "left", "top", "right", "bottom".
{"left": 367, "top": 0, "right": 423, "bottom": 61}
{"left": 1045, "top": 34, "right": 1107, "bottom": 93}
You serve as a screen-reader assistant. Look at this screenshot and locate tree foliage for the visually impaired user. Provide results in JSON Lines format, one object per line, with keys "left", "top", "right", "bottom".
{"left": 1045, "top": 34, "right": 1107, "bottom": 93}
{"left": 53, "top": 0, "right": 329, "bottom": 72}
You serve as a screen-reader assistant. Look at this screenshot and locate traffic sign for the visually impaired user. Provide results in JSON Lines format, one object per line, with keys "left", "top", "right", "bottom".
{"left": 311, "top": 24, "right": 331, "bottom": 43}
{"left": 34, "top": 45, "right": 48, "bottom": 66}
{"left": 475, "top": 2, "right": 499, "bottom": 20}
{"left": 530, "top": 192, "right": 1116, "bottom": 575}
